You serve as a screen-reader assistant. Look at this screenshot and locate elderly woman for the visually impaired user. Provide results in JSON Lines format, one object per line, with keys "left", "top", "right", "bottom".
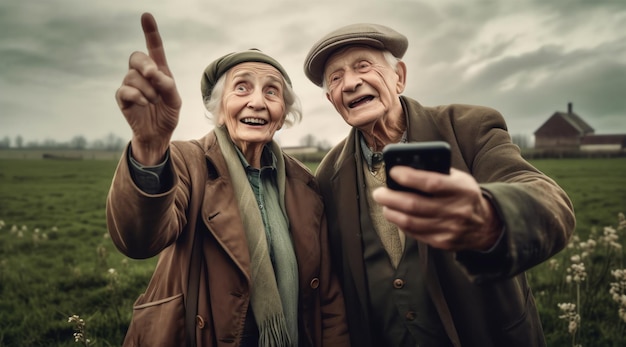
{"left": 106, "top": 13, "right": 349, "bottom": 347}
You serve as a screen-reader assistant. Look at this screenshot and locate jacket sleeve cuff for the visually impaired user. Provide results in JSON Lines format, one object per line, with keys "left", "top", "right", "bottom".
{"left": 454, "top": 189, "right": 510, "bottom": 283}
{"left": 128, "top": 146, "right": 173, "bottom": 194}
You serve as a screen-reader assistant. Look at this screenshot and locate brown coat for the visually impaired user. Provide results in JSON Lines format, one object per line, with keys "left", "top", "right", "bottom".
{"left": 106, "top": 131, "right": 350, "bottom": 347}
{"left": 316, "top": 96, "right": 576, "bottom": 347}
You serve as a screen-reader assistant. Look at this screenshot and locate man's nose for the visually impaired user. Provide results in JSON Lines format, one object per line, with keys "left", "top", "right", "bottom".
{"left": 342, "top": 70, "right": 362, "bottom": 92}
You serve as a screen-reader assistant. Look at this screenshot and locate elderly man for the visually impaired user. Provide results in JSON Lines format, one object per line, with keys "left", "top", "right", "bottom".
{"left": 303, "top": 23, "right": 575, "bottom": 347}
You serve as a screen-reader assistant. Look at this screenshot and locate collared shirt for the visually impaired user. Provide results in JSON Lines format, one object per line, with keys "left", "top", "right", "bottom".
{"left": 359, "top": 130, "right": 407, "bottom": 173}
{"left": 234, "top": 145, "right": 288, "bottom": 262}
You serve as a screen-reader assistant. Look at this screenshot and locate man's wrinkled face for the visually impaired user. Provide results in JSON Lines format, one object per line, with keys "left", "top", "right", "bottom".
{"left": 323, "top": 46, "right": 403, "bottom": 129}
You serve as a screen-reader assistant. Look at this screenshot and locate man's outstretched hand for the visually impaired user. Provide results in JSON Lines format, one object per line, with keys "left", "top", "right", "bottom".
{"left": 372, "top": 167, "right": 503, "bottom": 252}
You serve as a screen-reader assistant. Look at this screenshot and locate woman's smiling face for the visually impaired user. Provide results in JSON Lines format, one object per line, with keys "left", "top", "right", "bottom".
{"left": 219, "top": 62, "right": 286, "bottom": 151}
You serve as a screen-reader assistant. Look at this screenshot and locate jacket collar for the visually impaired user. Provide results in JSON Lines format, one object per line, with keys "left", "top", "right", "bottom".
{"left": 192, "top": 130, "right": 318, "bottom": 281}
{"left": 189, "top": 132, "right": 252, "bottom": 277}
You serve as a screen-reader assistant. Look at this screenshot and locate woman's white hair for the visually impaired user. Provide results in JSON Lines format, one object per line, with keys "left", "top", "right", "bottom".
{"left": 203, "top": 72, "right": 303, "bottom": 128}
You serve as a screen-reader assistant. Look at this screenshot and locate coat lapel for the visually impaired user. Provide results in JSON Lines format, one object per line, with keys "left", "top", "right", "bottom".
{"left": 197, "top": 133, "right": 252, "bottom": 279}
{"left": 331, "top": 130, "right": 371, "bottom": 313}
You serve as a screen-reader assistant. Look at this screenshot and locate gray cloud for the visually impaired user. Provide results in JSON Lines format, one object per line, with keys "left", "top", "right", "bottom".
{"left": 1, "top": 0, "right": 624, "bottom": 146}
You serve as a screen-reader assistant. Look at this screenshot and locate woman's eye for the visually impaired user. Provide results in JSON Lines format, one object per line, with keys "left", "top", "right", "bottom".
{"left": 266, "top": 86, "right": 282, "bottom": 96}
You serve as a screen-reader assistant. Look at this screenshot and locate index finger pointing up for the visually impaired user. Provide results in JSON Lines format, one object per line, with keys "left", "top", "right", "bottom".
{"left": 140, "top": 12, "right": 172, "bottom": 77}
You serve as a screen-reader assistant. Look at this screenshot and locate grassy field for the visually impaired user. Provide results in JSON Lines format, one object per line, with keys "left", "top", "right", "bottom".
{"left": 0, "top": 157, "right": 625, "bottom": 346}
{"left": 0, "top": 159, "right": 153, "bottom": 346}
{"left": 524, "top": 159, "right": 626, "bottom": 346}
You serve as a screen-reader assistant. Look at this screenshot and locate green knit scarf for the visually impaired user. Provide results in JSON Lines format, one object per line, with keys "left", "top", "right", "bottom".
{"left": 214, "top": 126, "right": 298, "bottom": 346}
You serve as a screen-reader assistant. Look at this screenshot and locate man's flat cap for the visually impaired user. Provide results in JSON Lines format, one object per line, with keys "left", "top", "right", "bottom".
{"left": 201, "top": 49, "right": 291, "bottom": 100}
{"left": 303, "top": 23, "right": 408, "bottom": 87}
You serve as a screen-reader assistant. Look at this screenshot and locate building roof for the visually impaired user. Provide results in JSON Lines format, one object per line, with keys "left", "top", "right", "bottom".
{"left": 557, "top": 112, "right": 595, "bottom": 134}
{"left": 534, "top": 103, "right": 595, "bottom": 136}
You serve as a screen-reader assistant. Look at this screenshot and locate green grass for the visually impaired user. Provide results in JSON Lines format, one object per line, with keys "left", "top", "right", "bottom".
{"left": 528, "top": 158, "right": 626, "bottom": 346}
{"left": 530, "top": 158, "right": 626, "bottom": 238}
{"left": 0, "top": 159, "right": 157, "bottom": 346}
{"left": 0, "top": 157, "right": 624, "bottom": 346}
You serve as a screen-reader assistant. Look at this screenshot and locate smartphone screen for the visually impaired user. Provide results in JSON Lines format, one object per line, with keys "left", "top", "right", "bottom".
{"left": 382, "top": 141, "right": 451, "bottom": 194}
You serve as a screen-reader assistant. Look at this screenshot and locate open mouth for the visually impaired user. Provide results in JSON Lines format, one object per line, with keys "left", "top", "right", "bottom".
{"left": 349, "top": 95, "right": 374, "bottom": 109}
{"left": 241, "top": 117, "right": 268, "bottom": 126}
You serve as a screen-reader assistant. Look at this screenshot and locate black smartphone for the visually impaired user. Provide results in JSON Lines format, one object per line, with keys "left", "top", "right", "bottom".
{"left": 382, "top": 141, "right": 451, "bottom": 194}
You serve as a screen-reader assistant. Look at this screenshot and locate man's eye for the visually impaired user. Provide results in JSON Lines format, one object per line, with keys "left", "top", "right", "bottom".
{"left": 357, "top": 62, "right": 371, "bottom": 70}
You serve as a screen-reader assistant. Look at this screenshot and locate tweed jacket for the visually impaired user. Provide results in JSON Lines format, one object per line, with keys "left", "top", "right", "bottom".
{"left": 106, "top": 130, "right": 350, "bottom": 347}
{"left": 315, "top": 96, "right": 576, "bottom": 347}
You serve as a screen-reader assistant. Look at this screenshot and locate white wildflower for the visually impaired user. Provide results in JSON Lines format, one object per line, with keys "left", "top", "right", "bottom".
{"left": 558, "top": 302, "right": 580, "bottom": 336}
{"left": 548, "top": 259, "right": 560, "bottom": 271}
{"left": 610, "top": 269, "right": 626, "bottom": 323}
{"left": 566, "top": 261, "right": 587, "bottom": 284}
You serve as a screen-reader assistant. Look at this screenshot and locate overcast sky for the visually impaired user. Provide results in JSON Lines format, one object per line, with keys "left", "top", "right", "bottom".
{"left": 2, "top": 0, "right": 625, "bottom": 147}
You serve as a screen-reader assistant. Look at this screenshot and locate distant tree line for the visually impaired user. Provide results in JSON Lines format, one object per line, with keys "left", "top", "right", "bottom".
{"left": 0, "top": 133, "right": 126, "bottom": 151}
{"left": 0, "top": 132, "right": 534, "bottom": 153}
{"left": 511, "top": 133, "right": 533, "bottom": 149}
{"left": 299, "top": 133, "right": 533, "bottom": 151}
{"left": 299, "top": 134, "right": 333, "bottom": 151}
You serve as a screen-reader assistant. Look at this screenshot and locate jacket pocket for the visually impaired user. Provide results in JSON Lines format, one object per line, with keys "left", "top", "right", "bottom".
{"left": 123, "top": 293, "right": 186, "bottom": 347}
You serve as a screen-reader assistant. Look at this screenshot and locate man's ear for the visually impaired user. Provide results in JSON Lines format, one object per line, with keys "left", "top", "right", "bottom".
{"left": 395, "top": 61, "right": 407, "bottom": 94}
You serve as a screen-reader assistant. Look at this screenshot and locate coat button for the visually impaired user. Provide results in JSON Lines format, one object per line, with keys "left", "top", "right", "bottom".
{"left": 310, "top": 277, "right": 319, "bottom": 289}
{"left": 196, "top": 315, "right": 205, "bottom": 329}
{"left": 405, "top": 311, "right": 416, "bottom": 321}
{"left": 393, "top": 278, "right": 404, "bottom": 289}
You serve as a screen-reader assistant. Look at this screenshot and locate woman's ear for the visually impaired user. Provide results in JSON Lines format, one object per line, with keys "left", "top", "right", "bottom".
{"left": 278, "top": 115, "right": 286, "bottom": 130}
